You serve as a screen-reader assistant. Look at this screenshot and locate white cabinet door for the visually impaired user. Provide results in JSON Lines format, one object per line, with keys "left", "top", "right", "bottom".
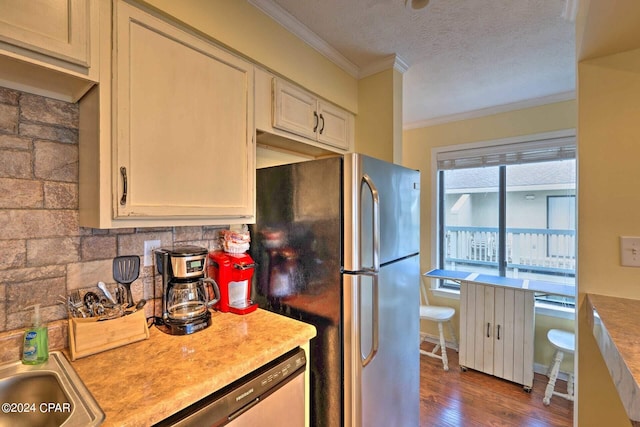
{"left": 459, "top": 282, "right": 535, "bottom": 388}
{"left": 272, "top": 76, "right": 353, "bottom": 152}
{"left": 113, "top": 0, "right": 254, "bottom": 221}
{"left": 317, "top": 101, "right": 352, "bottom": 150}
{"left": 460, "top": 282, "right": 493, "bottom": 373}
{"left": 491, "top": 287, "right": 536, "bottom": 388}
{"left": 273, "top": 78, "right": 317, "bottom": 141}
{"left": 0, "top": 0, "right": 89, "bottom": 66}
{"left": 481, "top": 284, "right": 495, "bottom": 375}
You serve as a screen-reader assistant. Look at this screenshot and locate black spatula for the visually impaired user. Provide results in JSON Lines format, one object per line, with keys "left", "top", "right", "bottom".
{"left": 113, "top": 255, "right": 140, "bottom": 308}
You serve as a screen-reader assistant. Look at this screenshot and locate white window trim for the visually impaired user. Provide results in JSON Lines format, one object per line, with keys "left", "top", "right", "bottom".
{"left": 429, "top": 128, "right": 577, "bottom": 320}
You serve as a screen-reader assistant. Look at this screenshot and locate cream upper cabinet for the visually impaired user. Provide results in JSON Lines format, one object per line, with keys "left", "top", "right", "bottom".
{"left": 316, "top": 101, "right": 352, "bottom": 150}
{"left": 79, "top": 0, "right": 255, "bottom": 228}
{"left": 0, "top": 0, "right": 98, "bottom": 101}
{"left": 273, "top": 80, "right": 318, "bottom": 141}
{"left": 272, "top": 76, "right": 353, "bottom": 152}
{"left": 0, "top": 0, "right": 89, "bottom": 66}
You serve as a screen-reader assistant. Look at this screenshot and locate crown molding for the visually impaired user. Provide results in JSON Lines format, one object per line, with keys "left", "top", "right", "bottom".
{"left": 248, "top": 0, "right": 360, "bottom": 77}
{"left": 404, "top": 91, "right": 576, "bottom": 129}
{"left": 360, "top": 54, "right": 409, "bottom": 78}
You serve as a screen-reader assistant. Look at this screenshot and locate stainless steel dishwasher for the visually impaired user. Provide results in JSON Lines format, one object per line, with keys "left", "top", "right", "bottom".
{"left": 154, "top": 347, "right": 306, "bottom": 427}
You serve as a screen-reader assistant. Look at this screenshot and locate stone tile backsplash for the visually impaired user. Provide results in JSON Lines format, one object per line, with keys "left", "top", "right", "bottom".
{"left": 0, "top": 86, "right": 226, "bottom": 339}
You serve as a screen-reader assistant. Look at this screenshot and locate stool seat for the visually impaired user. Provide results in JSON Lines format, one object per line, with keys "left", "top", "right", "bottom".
{"left": 543, "top": 329, "right": 575, "bottom": 406}
{"left": 420, "top": 305, "right": 455, "bottom": 322}
{"left": 548, "top": 329, "right": 575, "bottom": 353}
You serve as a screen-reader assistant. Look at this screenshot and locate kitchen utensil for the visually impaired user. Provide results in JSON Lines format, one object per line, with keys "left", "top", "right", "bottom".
{"left": 97, "top": 281, "right": 117, "bottom": 305}
{"left": 68, "top": 290, "right": 87, "bottom": 318}
{"left": 114, "top": 286, "right": 122, "bottom": 305}
{"left": 124, "top": 299, "right": 147, "bottom": 316}
{"left": 113, "top": 255, "right": 140, "bottom": 308}
{"left": 83, "top": 291, "right": 101, "bottom": 317}
{"left": 83, "top": 291, "right": 100, "bottom": 308}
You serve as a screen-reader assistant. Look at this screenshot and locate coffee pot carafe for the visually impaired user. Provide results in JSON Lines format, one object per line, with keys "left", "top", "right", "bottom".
{"left": 155, "top": 246, "right": 220, "bottom": 335}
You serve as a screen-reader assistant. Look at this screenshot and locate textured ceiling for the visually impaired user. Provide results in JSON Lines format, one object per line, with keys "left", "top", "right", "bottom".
{"left": 258, "top": 0, "right": 576, "bottom": 127}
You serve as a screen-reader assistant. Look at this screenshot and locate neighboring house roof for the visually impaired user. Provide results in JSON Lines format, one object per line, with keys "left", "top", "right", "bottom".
{"left": 445, "top": 160, "right": 576, "bottom": 191}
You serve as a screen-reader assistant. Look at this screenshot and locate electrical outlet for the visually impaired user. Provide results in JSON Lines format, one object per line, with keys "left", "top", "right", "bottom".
{"left": 620, "top": 236, "right": 640, "bottom": 267}
{"left": 144, "top": 240, "right": 161, "bottom": 267}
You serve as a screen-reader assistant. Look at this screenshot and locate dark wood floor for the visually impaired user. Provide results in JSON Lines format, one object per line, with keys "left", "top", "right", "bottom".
{"left": 420, "top": 343, "right": 573, "bottom": 427}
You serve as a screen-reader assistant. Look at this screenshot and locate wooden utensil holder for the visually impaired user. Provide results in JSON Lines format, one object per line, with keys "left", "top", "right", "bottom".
{"left": 68, "top": 309, "right": 149, "bottom": 360}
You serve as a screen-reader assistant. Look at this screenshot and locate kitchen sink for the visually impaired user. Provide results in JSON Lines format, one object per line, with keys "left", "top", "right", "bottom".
{"left": 0, "top": 351, "right": 104, "bottom": 427}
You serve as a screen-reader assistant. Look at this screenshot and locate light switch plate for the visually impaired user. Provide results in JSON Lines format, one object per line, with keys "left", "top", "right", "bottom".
{"left": 144, "top": 240, "right": 161, "bottom": 267}
{"left": 620, "top": 236, "right": 640, "bottom": 267}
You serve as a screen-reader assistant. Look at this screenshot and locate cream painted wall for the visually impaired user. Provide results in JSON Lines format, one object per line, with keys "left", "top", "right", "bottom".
{"left": 141, "top": 0, "right": 358, "bottom": 113}
{"left": 356, "top": 68, "right": 402, "bottom": 162}
{"left": 575, "top": 0, "right": 640, "bottom": 424}
{"left": 404, "top": 100, "right": 578, "bottom": 374}
{"left": 576, "top": 49, "right": 640, "bottom": 427}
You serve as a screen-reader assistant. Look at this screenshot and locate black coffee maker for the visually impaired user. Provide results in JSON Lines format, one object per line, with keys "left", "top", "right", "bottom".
{"left": 155, "top": 246, "right": 220, "bottom": 335}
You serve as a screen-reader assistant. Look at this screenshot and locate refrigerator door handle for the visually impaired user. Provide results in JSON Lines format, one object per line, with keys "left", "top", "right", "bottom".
{"left": 361, "top": 274, "right": 379, "bottom": 368}
{"left": 361, "top": 174, "right": 380, "bottom": 274}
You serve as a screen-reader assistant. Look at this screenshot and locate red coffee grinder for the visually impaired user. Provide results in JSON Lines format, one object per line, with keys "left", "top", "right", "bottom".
{"left": 207, "top": 251, "right": 258, "bottom": 315}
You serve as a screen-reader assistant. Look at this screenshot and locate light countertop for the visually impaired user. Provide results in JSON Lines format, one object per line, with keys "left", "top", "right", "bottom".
{"left": 587, "top": 294, "right": 640, "bottom": 424}
{"left": 68, "top": 309, "right": 316, "bottom": 426}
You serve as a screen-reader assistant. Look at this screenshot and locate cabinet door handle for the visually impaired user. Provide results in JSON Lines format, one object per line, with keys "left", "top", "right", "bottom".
{"left": 486, "top": 322, "right": 491, "bottom": 338}
{"left": 313, "top": 111, "right": 319, "bottom": 132}
{"left": 319, "top": 113, "right": 325, "bottom": 134}
{"left": 497, "top": 324, "right": 501, "bottom": 340}
{"left": 120, "top": 167, "right": 128, "bottom": 206}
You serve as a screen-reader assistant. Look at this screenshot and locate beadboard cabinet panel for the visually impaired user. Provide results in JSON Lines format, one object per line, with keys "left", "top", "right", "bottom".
{"left": 460, "top": 282, "right": 535, "bottom": 389}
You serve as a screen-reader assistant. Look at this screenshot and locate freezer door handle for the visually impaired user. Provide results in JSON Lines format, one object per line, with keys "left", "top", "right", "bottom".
{"left": 361, "top": 274, "right": 379, "bottom": 368}
{"left": 361, "top": 174, "right": 380, "bottom": 273}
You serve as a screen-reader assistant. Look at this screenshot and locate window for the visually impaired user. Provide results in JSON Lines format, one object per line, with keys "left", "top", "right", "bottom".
{"left": 434, "top": 131, "right": 576, "bottom": 307}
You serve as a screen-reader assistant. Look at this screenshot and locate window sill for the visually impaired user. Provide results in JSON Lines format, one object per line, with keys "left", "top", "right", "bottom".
{"left": 431, "top": 288, "right": 575, "bottom": 320}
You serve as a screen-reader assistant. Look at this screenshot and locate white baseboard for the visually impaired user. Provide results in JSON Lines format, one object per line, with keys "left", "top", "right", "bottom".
{"left": 420, "top": 332, "right": 459, "bottom": 352}
{"left": 421, "top": 332, "right": 571, "bottom": 382}
{"left": 534, "top": 362, "right": 571, "bottom": 382}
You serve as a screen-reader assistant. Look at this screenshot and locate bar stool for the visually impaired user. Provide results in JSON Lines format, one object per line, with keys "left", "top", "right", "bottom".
{"left": 543, "top": 329, "right": 575, "bottom": 406}
{"left": 419, "top": 281, "right": 458, "bottom": 371}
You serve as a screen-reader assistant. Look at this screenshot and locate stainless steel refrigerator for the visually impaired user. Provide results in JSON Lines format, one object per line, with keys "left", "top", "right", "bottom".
{"left": 250, "top": 153, "right": 420, "bottom": 427}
